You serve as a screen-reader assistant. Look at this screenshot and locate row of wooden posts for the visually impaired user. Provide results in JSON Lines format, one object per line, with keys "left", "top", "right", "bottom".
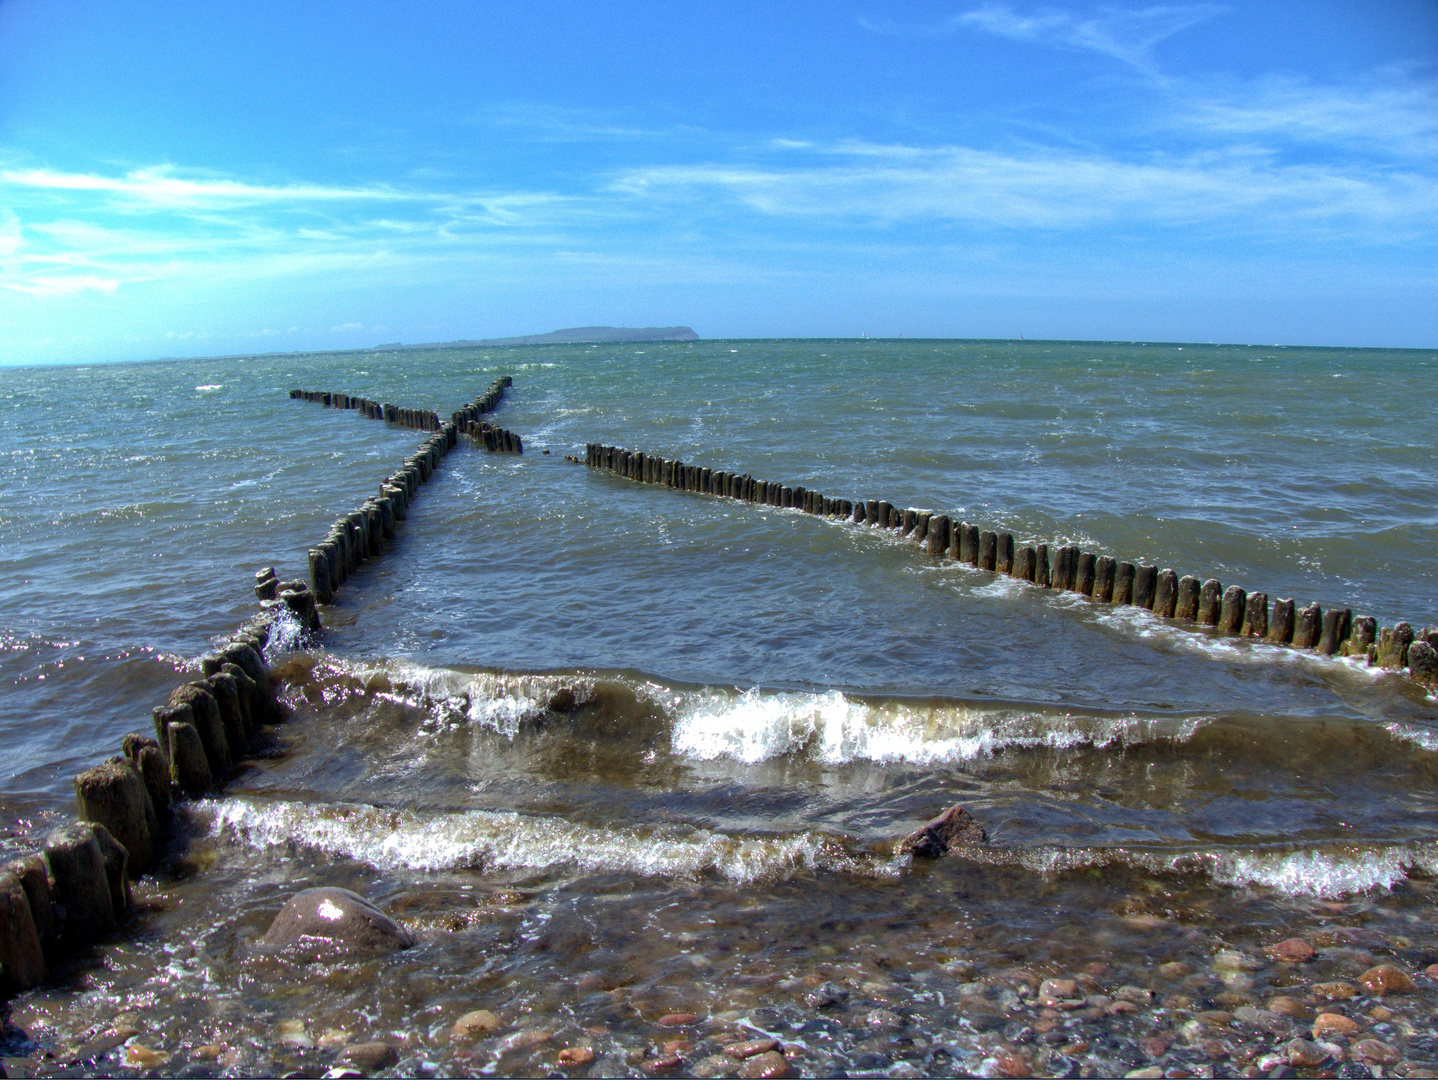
{"left": 450, "top": 376, "right": 512, "bottom": 426}
{"left": 304, "top": 425, "right": 457, "bottom": 604}
{"left": 0, "top": 613, "right": 288, "bottom": 999}
{"left": 0, "top": 379, "right": 517, "bottom": 1001}
{"left": 290, "top": 388, "right": 442, "bottom": 432}
{"left": 464, "top": 421, "right": 523, "bottom": 453}
{"left": 584, "top": 443, "right": 1438, "bottom": 692}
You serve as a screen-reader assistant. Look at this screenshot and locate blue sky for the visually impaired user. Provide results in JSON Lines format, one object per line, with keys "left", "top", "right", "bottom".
{"left": 1, "top": 0, "right": 1435, "bottom": 363}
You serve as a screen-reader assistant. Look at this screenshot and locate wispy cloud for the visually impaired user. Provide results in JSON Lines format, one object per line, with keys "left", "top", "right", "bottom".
{"left": 614, "top": 140, "right": 1438, "bottom": 239}
{"left": 861, "top": 3, "right": 1228, "bottom": 73}
{"left": 2, "top": 165, "right": 409, "bottom": 206}
{"left": 2, "top": 58, "right": 1433, "bottom": 308}
{"left": 0, "top": 161, "right": 581, "bottom": 297}
{"left": 1176, "top": 73, "right": 1438, "bottom": 158}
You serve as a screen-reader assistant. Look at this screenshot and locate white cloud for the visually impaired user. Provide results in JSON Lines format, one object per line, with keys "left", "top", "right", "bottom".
{"left": 862, "top": 3, "right": 1227, "bottom": 72}
{"left": 1176, "top": 73, "right": 1438, "bottom": 158}
{"left": 614, "top": 140, "right": 1438, "bottom": 238}
{"left": 331, "top": 322, "right": 364, "bottom": 331}
{"left": 1, "top": 165, "right": 408, "bottom": 207}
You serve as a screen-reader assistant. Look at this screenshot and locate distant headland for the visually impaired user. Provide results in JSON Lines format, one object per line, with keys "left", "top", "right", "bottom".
{"left": 373, "top": 325, "right": 699, "bottom": 350}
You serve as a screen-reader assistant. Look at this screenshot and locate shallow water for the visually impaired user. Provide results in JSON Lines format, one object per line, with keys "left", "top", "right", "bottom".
{"left": 3, "top": 339, "right": 1438, "bottom": 1076}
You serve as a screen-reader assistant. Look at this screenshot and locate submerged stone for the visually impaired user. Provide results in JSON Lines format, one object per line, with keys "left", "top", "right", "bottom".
{"left": 260, "top": 886, "right": 414, "bottom": 957}
{"left": 897, "top": 804, "right": 986, "bottom": 858}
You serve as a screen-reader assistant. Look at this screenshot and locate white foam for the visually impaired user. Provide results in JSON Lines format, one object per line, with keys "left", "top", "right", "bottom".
{"left": 315, "top": 658, "right": 576, "bottom": 737}
{"left": 977, "top": 841, "right": 1438, "bottom": 899}
{"left": 670, "top": 688, "right": 1200, "bottom": 765}
{"left": 263, "top": 607, "right": 309, "bottom": 653}
{"left": 206, "top": 796, "right": 883, "bottom": 884}
{"left": 1206, "top": 846, "right": 1424, "bottom": 898}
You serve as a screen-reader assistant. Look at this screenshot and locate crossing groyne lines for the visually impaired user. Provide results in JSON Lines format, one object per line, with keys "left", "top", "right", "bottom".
{"left": 582, "top": 442, "right": 1438, "bottom": 695}
{"left": 0, "top": 377, "right": 519, "bottom": 1002}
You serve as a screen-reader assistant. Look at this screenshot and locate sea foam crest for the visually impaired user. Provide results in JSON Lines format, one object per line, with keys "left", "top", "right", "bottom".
{"left": 973, "top": 841, "right": 1438, "bottom": 899}
{"left": 670, "top": 688, "right": 1200, "bottom": 765}
{"left": 207, "top": 796, "right": 880, "bottom": 884}
{"left": 318, "top": 658, "right": 589, "bottom": 738}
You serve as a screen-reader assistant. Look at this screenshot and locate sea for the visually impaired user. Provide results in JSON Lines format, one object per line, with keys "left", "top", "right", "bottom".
{"left": 2, "top": 338, "right": 1437, "bottom": 1077}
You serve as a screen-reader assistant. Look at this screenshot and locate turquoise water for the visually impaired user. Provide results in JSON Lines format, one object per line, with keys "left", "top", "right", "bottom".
{"left": 3, "top": 339, "right": 1438, "bottom": 1075}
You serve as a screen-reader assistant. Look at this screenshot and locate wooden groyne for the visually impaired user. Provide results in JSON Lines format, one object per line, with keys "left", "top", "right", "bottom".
{"left": 290, "top": 389, "right": 442, "bottom": 432}
{"left": 583, "top": 443, "right": 1438, "bottom": 695}
{"left": 303, "top": 426, "right": 458, "bottom": 603}
{"left": 0, "top": 378, "right": 512, "bottom": 1002}
{"left": 463, "top": 421, "right": 523, "bottom": 453}
{"left": 450, "top": 376, "right": 512, "bottom": 426}
{"left": 0, "top": 612, "right": 290, "bottom": 1000}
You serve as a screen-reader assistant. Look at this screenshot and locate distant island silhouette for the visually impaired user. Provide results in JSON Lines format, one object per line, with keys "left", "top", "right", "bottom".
{"left": 374, "top": 325, "right": 699, "bottom": 349}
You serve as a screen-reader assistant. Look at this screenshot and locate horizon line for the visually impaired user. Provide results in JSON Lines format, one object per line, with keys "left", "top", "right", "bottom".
{"left": 5, "top": 334, "right": 1437, "bottom": 370}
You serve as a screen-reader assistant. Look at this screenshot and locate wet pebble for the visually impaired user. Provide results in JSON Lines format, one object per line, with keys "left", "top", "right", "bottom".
{"left": 1312, "top": 1012, "right": 1361, "bottom": 1038}
{"left": 863, "top": 1008, "right": 902, "bottom": 1032}
{"left": 122, "top": 1043, "right": 170, "bottom": 1069}
{"left": 337, "top": 1042, "right": 399, "bottom": 1071}
{"left": 1233, "top": 1004, "right": 1291, "bottom": 1034}
{"left": 1266, "top": 938, "right": 1316, "bottom": 963}
{"left": 277, "top": 1020, "right": 314, "bottom": 1049}
{"left": 1351, "top": 1038, "right": 1401, "bottom": 1066}
{"left": 1267, "top": 995, "right": 1308, "bottom": 1017}
{"left": 451, "top": 1009, "right": 501, "bottom": 1041}
{"left": 802, "top": 982, "right": 848, "bottom": 1009}
{"left": 736, "top": 1050, "right": 792, "bottom": 1079}
{"left": 724, "top": 1038, "right": 781, "bottom": 1059}
{"left": 1358, "top": 964, "right": 1416, "bottom": 996}
{"left": 557, "top": 1046, "right": 595, "bottom": 1066}
{"left": 1287, "top": 1038, "right": 1331, "bottom": 1067}
{"left": 987, "top": 1048, "right": 1032, "bottom": 1078}
{"left": 1311, "top": 981, "right": 1359, "bottom": 1001}
{"left": 497, "top": 1026, "right": 553, "bottom": 1053}
{"left": 689, "top": 1053, "right": 736, "bottom": 1077}
{"left": 658, "top": 1013, "right": 700, "bottom": 1027}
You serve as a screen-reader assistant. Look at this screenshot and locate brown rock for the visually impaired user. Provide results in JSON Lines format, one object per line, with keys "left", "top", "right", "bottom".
{"left": 1139, "top": 1036, "right": 1170, "bottom": 1060}
{"left": 1266, "top": 938, "right": 1315, "bottom": 962}
{"left": 738, "top": 1050, "right": 792, "bottom": 1079}
{"left": 1039, "top": 977, "right": 1077, "bottom": 998}
{"left": 1312, "top": 1012, "right": 1360, "bottom": 1038}
{"left": 122, "top": 1044, "right": 170, "bottom": 1069}
{"left": 1287, "top": 1038, "right": 1330, "bottom": 1068}
{"left": 725, "top": 1039, "right": 781, "bottom": 1059}
{"left": 991, "top": 1049, "right": 1031, "bottom": 1078}
{"left": 658, "top": 1013, "right": 700, "bottom": 1027}
{"left": 337, "top": 1042, "right": 399, "bottom": 1071}
{"left": 260, "top": 887, "right": 414, "bottom": 957}
{"left": 897, "top": 804, "right": 985, "bottom": 857}
{"left": 498, "top": 1027, "right": 553, "bottom": 1053}
{"left": 1267, "top": 996, "right": 1308, "bottom": 1017}
{"left": 452, "top": 1009, "right": 501, "bottom": 1041}
{"left": 557, "top": 1046, "right": 595, "bottom": 1066}
{"left": 1351, "top": 1038, "right": 1400, "bottom": 1066}
{"left": 1311, "top": 981, "right": 1358, "bottom": 1000}
{"left": 1358, "top": 964, "right": 1415, "bottom": 996}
